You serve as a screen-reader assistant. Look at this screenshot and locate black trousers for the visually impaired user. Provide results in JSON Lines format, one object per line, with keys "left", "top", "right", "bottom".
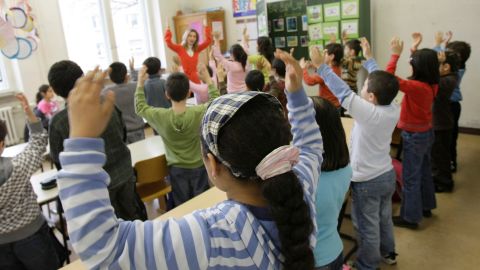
{"left": 432, "top": 129, "right": 453, "bottom": 188}
{"left": 450, "top": 102, "right": 461, "bottom": 166}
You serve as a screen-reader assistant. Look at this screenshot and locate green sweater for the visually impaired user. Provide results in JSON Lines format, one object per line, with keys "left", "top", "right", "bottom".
{"left": 135, "top": 84, "right": 219, "bottom": 168}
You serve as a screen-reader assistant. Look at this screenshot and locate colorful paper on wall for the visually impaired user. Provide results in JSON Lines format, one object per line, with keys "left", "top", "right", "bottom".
{"left": 324, "top": 2, "right": 341, "bottom": 22}
{"left": 307, "top": 5, "right": 323, "bottom": 24}
{"left": 341, "top": 19, "right": 359, "bottom": 38}
{"left": 308, "top": 22, "right": 323, "bottom": 41}
{"left": 322, "top": 21, "right": 339, "bottom": 40}
{"left": 341, "top": 0, "right": 360, "bottom": 19}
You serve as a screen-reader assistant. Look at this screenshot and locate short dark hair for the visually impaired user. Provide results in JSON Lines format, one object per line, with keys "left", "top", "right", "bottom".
{"left": 143, "top": 57, "right": 161, "bottom": 75}
{"left": 109, "top": 62, "right": 127, "bottom": 84}
{"left": 36, "top": 84, "right": 50, "bottom": 104}
{"left": 165, "top": 72, "right": 190, "bottom": 102}
{"left": 367, "top": 70, "right": 399, "bottom": 105}
{"left": 443, "top": 50, "right": 460, "bottom": 74}
{"left": 325, "top": 43, "right": 344, "bottom": 66}
{"left": 271, "top": 58, "right": 286, "bottom": 78}
{"left": 409, "top": 48, "right": 440, "bottom": 85}
{"left": 48, "top": 60, "right": 84, "bottom": 98}
{"left": 245, "top": 70, "right": 265, "bottom": 91}
{"left": 0, "top": 120, "right": 6, "bottom": 143}
{"left": 311, "top": 96, "right": 349, "bottom": 171}
{"left": 345, "top": 39, "right": 361, "bottom": 56}
{"left": 446, "top": 41, "right": 471, "bottom": 69}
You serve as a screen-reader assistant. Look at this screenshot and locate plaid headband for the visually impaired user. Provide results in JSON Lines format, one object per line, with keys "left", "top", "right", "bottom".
{"left": 201, "top": 91, "right": 282, "bottom": 178}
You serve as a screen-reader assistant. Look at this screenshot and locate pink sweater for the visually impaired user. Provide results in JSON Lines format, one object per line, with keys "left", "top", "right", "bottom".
{"left": 189, "top": 81, "right": 209, "bottom": 104}
{"left": 213, "top": 45, "right": 247, "bottom": 93}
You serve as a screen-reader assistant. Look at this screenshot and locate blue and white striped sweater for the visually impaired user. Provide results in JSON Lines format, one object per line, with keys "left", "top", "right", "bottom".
{"left": 58, "top": 88, "right": 322, "bottom": 269}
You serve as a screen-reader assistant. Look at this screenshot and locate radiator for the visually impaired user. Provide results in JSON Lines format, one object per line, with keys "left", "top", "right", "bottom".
{"left": 0, "top": 106, "right": 20, "bottom": 146}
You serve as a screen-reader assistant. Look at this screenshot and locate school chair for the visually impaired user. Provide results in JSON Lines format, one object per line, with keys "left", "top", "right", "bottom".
{"left": 134, "top": 155, "right": 172, "bottom": 212}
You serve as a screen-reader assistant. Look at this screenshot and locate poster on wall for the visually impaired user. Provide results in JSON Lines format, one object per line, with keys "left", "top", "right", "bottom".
{"left": 287, "top": 36, "right": 298, "bottom": 47}
{"left": 341, "top": 19, "right": 359, "bottom": 38}
{"left": 300, "top": 35, "right": 308, "bottom": 47}
{"left": 301, "top": 15, "right": 308, "bottom": 31}
{"left": 307, "top": 5, "right": 323, "bottom": 24}
{"left": 273, "top": 18, "right": 285, "bottom": 32}
{"left": 286, "top": 17, "right": 298, "bottom": 32}
{"left": 275, "top": 36, "right": 286, "bottom": 47}
{"left": 308, "top": 22, "right": 323, "bottom": 42}
{"left": 323, "top": 21, "right": 339, "bottom": 40}
{"left": 341, "top": 0, "right": 360, "bottom": 19}
{"left": 233, "top": 0, "right": 257, "bottom": 17}
{"left": 324, "top": 2, "right": 341, "bottom": 22}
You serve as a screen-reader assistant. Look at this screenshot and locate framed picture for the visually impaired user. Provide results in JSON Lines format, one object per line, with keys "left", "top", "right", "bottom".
{"left": 308, "top": 22, "right": 323, "bottom": 42}
{"left": 287, "top": 36, "right": 298, "bottom": 47}
{"left": 233, "top": 0, "right": 257, "bottom": 17}
{"left": 286, "top": 17, "right": 298, "bottom": 32}
{"left": 341, "top": 0, "right": 360, "bottom": 19}
{"left": 275, "top": 36, "right": 286, "bottom": 48}
{"left": 341, "top": 19, "right": 359, "bottom": 38}
{"left": 300, "top": 35, "right": 308, "bottom": 47}
{"left": 307, "top": 5, "right": 323, "bottom": 24}
{"left": 302, "top": 15, "right": 308, "bottom": 31}
{"left": 273, "top": 18, "right": 285, "bottom": 32}
{"left": 324, "top": 2, "right": 341, "bottom": 22}
{"left": 322, "top": 21, "right": 339, "bottom": 41}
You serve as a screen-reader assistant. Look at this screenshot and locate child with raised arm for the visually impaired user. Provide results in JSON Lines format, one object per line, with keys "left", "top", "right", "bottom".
{"left": 0, "top": 94, "right": 62, "bottom": 269}
{"left": 164, "top": 22, "right": 212, "bottom": 84}
{"left": 57, "top": 49, "right": 323, "bottom": 269}
{"left": 135, "top": 65, "right": 219, "bottom": 206}
{"left": 386, "top": 33, "right": 439, "bottom": 228}
{"left": 310, "top": 38, "right": 400, "bottom": 270}
{"left": 301, "top": 43, "right": 343, "bottom": 109}
{"left": 212, "top": 31, "right": 248, "bottom": 93}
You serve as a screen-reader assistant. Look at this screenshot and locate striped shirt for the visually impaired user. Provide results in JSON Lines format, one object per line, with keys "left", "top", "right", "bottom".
{"left": 57, "top": 88, "right": 322, "bottom": 269}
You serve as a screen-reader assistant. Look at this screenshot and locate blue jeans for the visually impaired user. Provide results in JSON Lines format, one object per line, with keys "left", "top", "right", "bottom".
{"left": 169, "top": 165, "right": 210, "bottom": 206}
{"left": 315, "top": 252, "right": 343, "bottom": 270}
{"left": 0, "top": 223, "right": 60, "bottom": 270}
{"left": 351, "top": 169, "right": 396, "bottom": 270}
{"left": 400, "top": 130, "right": 436, "bottom": 223}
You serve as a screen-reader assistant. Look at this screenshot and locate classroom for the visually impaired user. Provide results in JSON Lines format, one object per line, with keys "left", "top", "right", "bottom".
{"left": 0, "top": 0, "right": 479, "bottom": 269}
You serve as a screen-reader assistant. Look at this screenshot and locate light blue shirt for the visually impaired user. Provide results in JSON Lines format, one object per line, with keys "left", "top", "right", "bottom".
{"left": 314, "top": 165, "right": 352, "bottom": 267}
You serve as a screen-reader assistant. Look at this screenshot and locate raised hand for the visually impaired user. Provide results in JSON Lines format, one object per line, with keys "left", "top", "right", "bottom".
{"left": 68, "top": 67, "right": 115, "bottom": 138}
{"left": 129, "top": 57, "right": 135, "bottom": 70}
{"left": 15, "top": 93, "right": 37, "bottom": 123}
{"left": 137, "top": 65, "right": 149, "bottom": 87}
{"left": 309, "top": 46, "right": 326, "bottom": 68}
{"left": 329, "top": 33, "right": 337, "bottom": 44}
{"left": 198, "top": 64, "right": 212, "bottom": 85}
{"left": 360, "top": 37, "right": 373, "bottom": 60}
{"left": 434, "top": 31, "right": 445, "bottom": 47}
{"left": 411, "top": 32, "right": 422, "bottom": 52}
{"left": 274, "top": 49, "right": 303, "bottom": 93}
{"left": 290, "top": 47, "right": 295, "bottom": 56}
{"left": 216, "top": 63, "right": 226, "bottom": 83}
{"left": 445, "top": 30, "right": 453, "bottom": 45}
{"left": 243, "top": 25, "right": 249, "bottom": 41}
{"left": 390, "top": 37, "right": 404, "bottom": 55}
{"left": 341, "top": 30, "right": 348, "bottom": 43}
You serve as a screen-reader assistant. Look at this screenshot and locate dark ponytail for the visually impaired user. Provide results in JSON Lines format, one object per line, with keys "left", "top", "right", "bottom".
{"left": 231, "top": 44, "right": 248, "bottom": 71}
{"left": 36, "top": 84, "right": 50, "bottom": 104}
{"left": 215, "top": 96, "right": 315, "bottom": 270}
{"left": 257, "top": 36, "right": 275, "bottom": 64}
{"left": 261, "top": 172, "right": 314, "bottom": 270}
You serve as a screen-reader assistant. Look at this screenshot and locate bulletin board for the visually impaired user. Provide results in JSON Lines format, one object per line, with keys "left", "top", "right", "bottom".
{"left": 306, "top": 0, "right": 370, "bottom": 50}
{"left": 263, "top": 0, "right": 370, "bottom": 60}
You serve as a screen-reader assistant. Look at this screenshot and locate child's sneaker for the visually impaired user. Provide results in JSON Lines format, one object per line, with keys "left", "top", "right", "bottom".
{"left": 382, "top": 252, "right": 398, "bottom": 265}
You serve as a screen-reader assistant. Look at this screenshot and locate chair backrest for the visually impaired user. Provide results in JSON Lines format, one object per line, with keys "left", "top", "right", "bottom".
{"left": 134, "top": 155, "right": 168, "bottom": 184}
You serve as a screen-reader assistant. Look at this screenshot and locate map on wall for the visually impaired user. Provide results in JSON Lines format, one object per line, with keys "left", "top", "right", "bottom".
{"left": 233, "top": 0, "right": 257, "bottom": 17}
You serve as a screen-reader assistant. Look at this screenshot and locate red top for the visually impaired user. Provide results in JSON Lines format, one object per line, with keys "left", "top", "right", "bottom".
{"left": 303, "top": 66, "right": 341, "bottom": 108}
{"left": 165, "top": 27, "right": 212, "bottom": 84}
{"left": 386, "top": 54, "right": 438, "bottom": 132}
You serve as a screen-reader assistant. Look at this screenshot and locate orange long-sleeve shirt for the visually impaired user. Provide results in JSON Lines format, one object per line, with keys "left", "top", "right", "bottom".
{"left": 303, "top": 66, "right": 341, "bottom": 108}
{"left": 165, "top": 27, "right": 212, "bottom": 84}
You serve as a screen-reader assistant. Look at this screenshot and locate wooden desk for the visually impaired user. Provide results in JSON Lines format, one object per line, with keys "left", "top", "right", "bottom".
{"left": 127, "top": 136, "right": 165, "bottom": 166}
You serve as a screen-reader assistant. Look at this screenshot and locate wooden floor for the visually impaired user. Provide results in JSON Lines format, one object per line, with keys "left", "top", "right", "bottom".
{"left": 45, "top": 130, "right": 480, "bottom": 269}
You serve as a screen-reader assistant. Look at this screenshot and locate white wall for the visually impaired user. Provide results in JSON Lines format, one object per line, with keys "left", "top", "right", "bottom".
{"left": 181, "top": 0, "right": 480, "bottom": 128}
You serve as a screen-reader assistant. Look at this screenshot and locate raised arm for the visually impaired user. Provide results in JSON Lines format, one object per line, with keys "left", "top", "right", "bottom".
{"left": 275, "top": 49, "right": 322, "bottom": 211}
{"left": 196, "top": 26, "right": 212, "bottom": 52}
{"left": 57, "top": 68, "right": 210, "bottom": 269}
{"left": 360, "top": 37, "right": 379, "bottom": 73}
{"left": 212, "top": 33, "right": 236, "bottom": 72}
{"left": 135, "top": 66, "right": 168, "bottom": 122}
{"left": 164, "top": 26, "right": 184, "bottom": 53}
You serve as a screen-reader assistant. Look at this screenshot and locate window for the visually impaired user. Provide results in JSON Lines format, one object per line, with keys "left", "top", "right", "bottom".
{"left": 59, "top": 0, "right": 110, "bottom": 70}
{"left": 59, "top": 0, "right": 151, "bottom": 71}
{"left": 0, "top": 58, "right": 9, "bottom": 91}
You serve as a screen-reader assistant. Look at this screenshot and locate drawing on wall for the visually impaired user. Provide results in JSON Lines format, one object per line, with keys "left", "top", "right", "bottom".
{"left": 287, "top": 36, "right": 298, "bottom": 47}
{"left": 308, "top": 22, "right": 323, "bottom": 41}
{"left": 233, "top": 0, "right": 257, "bottom": 17}
{"left": 341, "top": 0, "right": 360, "bottom": 19}
{"left": 301, "top": 15, "right": 308, "bottom": 31}
{"left": 307, "top": 5, "right": 323, "bottom": 24}
{"left": 286, "top": 17, "right": 298, "bottom": 32}
{"left": 300, "top": 35, "right": 308, "bottom": 47}
{"left": 273, "top": 18, "right": 285, "bottom": 32}
{"left": 341, "top": 19, "right": 359, "bottom": 38}
{"left": 275, "top": 36, "right": 286, "bottom": 47}
{"left": 324, "top": 2, "right": 341, "bottom": 22}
